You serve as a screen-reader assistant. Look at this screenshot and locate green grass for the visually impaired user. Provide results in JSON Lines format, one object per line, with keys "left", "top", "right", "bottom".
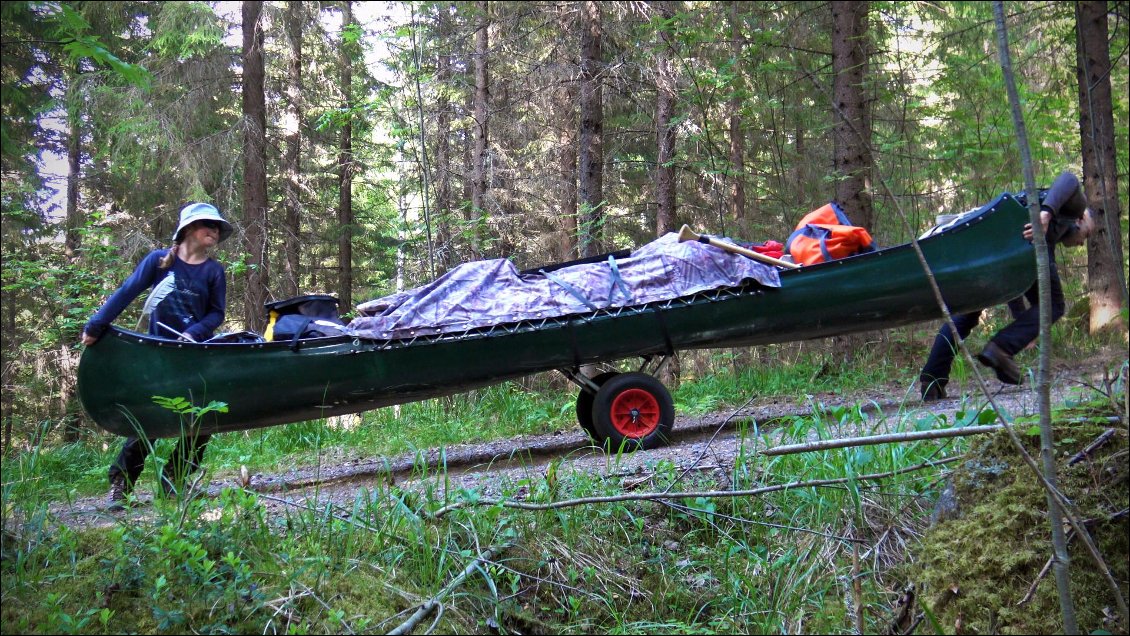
{"left": 2, "top": 344, "right": 1125, "bottom": 634}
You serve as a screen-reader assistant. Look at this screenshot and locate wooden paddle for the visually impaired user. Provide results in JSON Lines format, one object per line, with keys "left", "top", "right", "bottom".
{"left": 676, "top": 225, "right": 801, "bottom": 269}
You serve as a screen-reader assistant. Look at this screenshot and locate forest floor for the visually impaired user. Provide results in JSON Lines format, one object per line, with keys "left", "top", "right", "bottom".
{"left": 50, "top": 349, "right": 1126, "bottom": 532}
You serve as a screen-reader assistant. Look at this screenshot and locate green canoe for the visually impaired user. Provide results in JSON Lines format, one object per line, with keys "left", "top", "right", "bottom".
{"left": 78, "top": 193, "right": 1036, "bottom": 448}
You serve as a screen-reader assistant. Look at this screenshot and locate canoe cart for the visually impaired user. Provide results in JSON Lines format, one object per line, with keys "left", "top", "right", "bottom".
{"left": 78, "top": 193, "right": 1036, "bottom": 449}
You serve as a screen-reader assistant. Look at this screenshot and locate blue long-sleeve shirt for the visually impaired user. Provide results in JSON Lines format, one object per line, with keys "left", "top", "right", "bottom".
{"left": 84, "top": 249, "right": 227, "bottom": 341}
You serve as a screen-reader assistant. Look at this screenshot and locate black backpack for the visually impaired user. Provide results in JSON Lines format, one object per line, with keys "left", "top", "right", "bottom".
{"left": 264, "top": 295, "right": 348, "bottom": 349}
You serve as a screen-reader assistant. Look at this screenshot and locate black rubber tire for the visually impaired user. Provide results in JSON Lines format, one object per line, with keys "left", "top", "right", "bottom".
{"left": 575, "top": 371, "right": 619, "bottom": 441}
{"left": 591, "top": 372, "right": 674, "bottom": 451}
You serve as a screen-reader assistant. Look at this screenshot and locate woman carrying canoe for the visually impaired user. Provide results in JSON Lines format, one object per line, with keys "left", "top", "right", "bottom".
{"left": 81, "top": 202, "right": 232, "bottom": 510}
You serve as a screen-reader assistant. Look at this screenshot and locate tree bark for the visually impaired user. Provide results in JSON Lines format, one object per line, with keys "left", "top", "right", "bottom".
{"left": 462, "top": 87, "right": 473, "bottom": 225}
{"left": 410, "top": 4, "right": 436, "bottom": 279}
{"left": 578, "top": 0, "right": 604, "bottom": 258}
{"left": 557, "top": 100, "right": 579, "bottom": 260}
{"left": 728, "top": 2, "right": 746, "bottom": 223}
{"left": 281, "top": 1, "right": 305, "bottom": 299}
{"left": 655, "top": 2, "right": 677, "bottom": 238}
{"left": 65, "top": 79, "right": 81, "bottom": 264}
{"left": 435, "top": 15, "right": 454, "bottom": 271}
{"left": 471, "top": 0, "right": 490, "bottom": 259}
{"left": 242, "top": 0, "right": 270, "bottom": 332}
{"left": 338, "top": 0, "right": 355, "bottom": 310}
{"left": 555, "top": 3, "right": 578, "bottom": 262}
{"left": 62, "top": 67, "right": 84, "bottom": 440}
{"left": 1075, "top": 0, "right": 1127, "bottom": 333}
{"left": 829, "top": 1, "right": 873, "bottom": 362}
{"left": 831, "top": 0, "right": 873, "bottom": 231}
{"left": 654, "top": 1, "right": 680, "bottom": 389}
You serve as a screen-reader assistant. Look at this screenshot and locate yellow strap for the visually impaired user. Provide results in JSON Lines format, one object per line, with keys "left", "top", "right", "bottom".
{"left": 264, "top": 309, "right": 278, "bottom": 342}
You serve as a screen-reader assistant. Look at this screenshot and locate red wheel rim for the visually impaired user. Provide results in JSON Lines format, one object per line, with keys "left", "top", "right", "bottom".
{"left": 608, "top": 388, "right": 661, "bottom": 437}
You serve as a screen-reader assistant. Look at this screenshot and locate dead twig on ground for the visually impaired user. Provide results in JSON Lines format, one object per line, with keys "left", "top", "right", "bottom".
{"left": 1067, "top": 428, "right": 1117, "bottom": 465}
{"left": 387, "top": 543, "right": 510, "bottom": 636}
{"left": 760, "top": 425, "right": 1002, "bottom": 456}
{"left": 428, "top": 456, "right": 961, "bottom": 518}
{"left": 1019, "top": 508, "right": 1130, "bottom": 606}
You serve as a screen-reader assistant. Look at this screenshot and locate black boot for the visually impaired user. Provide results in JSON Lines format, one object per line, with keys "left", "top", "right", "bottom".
{"left": 977, "top": 341, "right": 1021, "bottom": 385}
{"left": 107, "top": 474, "right": 130, "bottom": 511}
{"left": 921, "top": 381, "right": 947, "bottom": 402}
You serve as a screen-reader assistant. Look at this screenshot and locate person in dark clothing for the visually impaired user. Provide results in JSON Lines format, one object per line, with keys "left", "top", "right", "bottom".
{"left": 920, "top": 172, "right": 1094, "bottom": 401}
{"left": 82, "top": 202, "right": 233, "bottom": 509}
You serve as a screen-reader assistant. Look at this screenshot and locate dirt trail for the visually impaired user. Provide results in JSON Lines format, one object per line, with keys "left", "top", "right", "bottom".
{"left": 51, "top": 356, "right": 1123, "bottom": 529}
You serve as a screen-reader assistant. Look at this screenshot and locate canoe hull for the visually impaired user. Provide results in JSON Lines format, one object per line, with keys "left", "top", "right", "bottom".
{"left": 79, "top": 194, "right": 1036, "bottom": 438}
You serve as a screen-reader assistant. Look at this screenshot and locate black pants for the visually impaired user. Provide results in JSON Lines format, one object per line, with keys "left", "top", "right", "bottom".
{"left": 108, "top": 434, "right": 211, "bottom": 487}
{"left": 920, "top": 259, "right": 1065, "bottom": 387}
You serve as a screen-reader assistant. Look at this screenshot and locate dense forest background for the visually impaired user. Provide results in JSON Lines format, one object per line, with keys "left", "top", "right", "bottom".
{"left": 2, "top": 0, "right": 1127, "bottom": 451}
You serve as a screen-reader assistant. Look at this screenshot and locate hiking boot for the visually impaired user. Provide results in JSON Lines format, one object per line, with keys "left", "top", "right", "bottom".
{"left": 107, "top": 474, "right": 130, "bottom": 511}
{"left": 921, "top": 381, "right": 947, "bottom": 402}
{"left": 977, "top": 341, "right": 1021, "bottom": 385}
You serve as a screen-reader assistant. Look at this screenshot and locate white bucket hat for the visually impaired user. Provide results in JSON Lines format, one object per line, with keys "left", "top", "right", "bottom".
{"left": 173, "top": 202, "right": 233, "bottom": 243}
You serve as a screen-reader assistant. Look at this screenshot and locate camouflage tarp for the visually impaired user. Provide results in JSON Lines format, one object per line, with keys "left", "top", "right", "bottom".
{"left": 347, "top": 232, "right": 781, "bottom": 340}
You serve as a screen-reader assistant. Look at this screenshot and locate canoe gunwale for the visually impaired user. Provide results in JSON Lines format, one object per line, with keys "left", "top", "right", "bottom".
{"left": 102, "top": 282, "right": 775, "bottom": 354}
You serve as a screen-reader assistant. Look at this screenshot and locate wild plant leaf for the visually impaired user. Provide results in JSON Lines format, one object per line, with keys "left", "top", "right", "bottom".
{"left": 977, "top": 409, "right": 1000, "bottom": 426}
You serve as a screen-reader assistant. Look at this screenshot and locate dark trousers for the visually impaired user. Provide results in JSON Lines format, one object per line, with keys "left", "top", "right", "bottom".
{"left": 108, "top": 434, "right": 211, "bottom": 487}
{"left": 920, "top": 260, "right": 1065, "bottom": 387}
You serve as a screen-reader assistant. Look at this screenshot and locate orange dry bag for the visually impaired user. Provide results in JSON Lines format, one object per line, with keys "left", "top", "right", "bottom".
{"left": 785, "top": 202, "right": 875, "bottom": 265}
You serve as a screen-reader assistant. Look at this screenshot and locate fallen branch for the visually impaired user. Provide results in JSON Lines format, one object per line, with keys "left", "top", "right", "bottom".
{"left": 759, "top": 425, "right": 1002, "bottom": 456}
{"left": 1067, "top": 428, "right": 1117, "bottom": 465}
{"left": 387, "top": 543, "right": 510, "bottom": 636}
{"left": 1018, "top": 508, "right": 1129, "bottom": 606}
{"left": 429, "top": 456, "right": 961, "bottom": 519}
{"left": 1018, "top": 548, "right": 1058, "bottom": 607}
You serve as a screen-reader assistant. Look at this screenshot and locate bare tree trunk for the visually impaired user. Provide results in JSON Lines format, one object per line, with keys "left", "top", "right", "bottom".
{"left": 409, "top": 4, "right": 436, "bottom": 278}
{"left": 554, "top": 3, "right": 578, "bottom": 262}
{"left": 338, "top": 0, "right": 355, "bottom": 310}
{"left": 653, "top": 1, "right": 680, "bottom": 389}
{"left": 435, "top": 23, "right": 454, "bottom": 271}
{"left": 62, "top": 69, "right": 84, "bottom": 440}
{"left": 242, "top": 0, "right": 270, "bottom": 332}
{"left": 728, "top": 3, "right": 755, "bottom": 371}
{"left": 578, "top": 0, "right": 604, "bottom": 258}
{"left": 471, "top": 0, "right": 489, "bottom": 259}
{"left": 728, "top": 2, "right": 746, "bottom": 223}
{"left": 793, "top": 122, "right": 808, "bottom": 204}
{"left": 65, "top": 89, "right": 81, "bottom": 264}
{"left": 830, "top": 0, "right": 872, "bottom": 363}
{"left": 462, "top": 86, "right": 473, "bottom": 229}
{"left": 1075, "top": 0, "right": 1127, "bottom": 333}
{"left": 557, "top": 103, "right": 579, "bottom": 261}
{"left": 831, "top": 0, "right": 873, "bottom": 231}
{"left": 281, "top": 0, "right": 305, "bottom": 299}
{"left": 654, "top": 2, "right": 677, "bottom": 239}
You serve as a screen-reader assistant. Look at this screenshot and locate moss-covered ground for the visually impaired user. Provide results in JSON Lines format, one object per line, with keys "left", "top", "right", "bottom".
{"left": 911, "top": 403, "right": 1128, "bottom": 634}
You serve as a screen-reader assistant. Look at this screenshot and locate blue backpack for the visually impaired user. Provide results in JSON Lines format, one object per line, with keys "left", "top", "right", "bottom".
{"left": 264, "top": 295, "right": 347, "bottom": 349}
